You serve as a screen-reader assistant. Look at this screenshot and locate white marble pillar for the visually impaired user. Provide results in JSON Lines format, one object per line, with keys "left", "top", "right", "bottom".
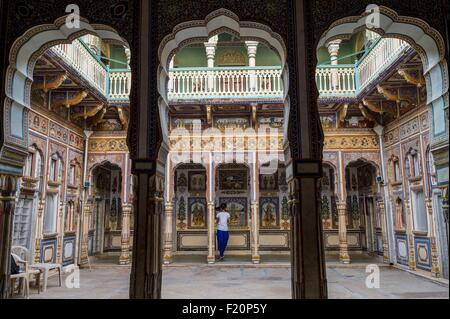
{"left": 250, "top": 152, "right": 260, "bottom": 263}
{"left": 205, "top": 36, "right": 218, "bottom": 92}
{"left": 337, "top": 151, "right": 350, "bottom": 263}
{"left": 327, "top": 40, "right": 341, "bottom": 90}
{"left": 119, "top": 203, "right": 132, "bottom": 265}
{"left": 245, "top": 41, "right": 259, "bottom": 91}
{"left": 206, "top": 153, "right": 216, "bottom": 264}
{"left": 163, "top": 155, "right": 175, "bottom": 264}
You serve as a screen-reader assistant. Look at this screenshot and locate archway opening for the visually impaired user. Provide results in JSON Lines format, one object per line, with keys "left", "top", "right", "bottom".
{"left": 4, "top": 18, "right": 134, "bottom": 298}
{"left": 316, "top": 5, "right": 448, "bottom": 279}
{"left": 157, "top": 10, "right": 292, "bottom": 299}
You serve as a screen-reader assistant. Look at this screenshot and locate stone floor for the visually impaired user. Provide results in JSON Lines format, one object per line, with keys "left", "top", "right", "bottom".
{"left": 15, "top": 254, "right": 448, "bottom": 299}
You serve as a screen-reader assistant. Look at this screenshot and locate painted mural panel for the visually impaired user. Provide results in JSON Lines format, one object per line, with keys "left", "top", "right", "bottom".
{"left": 260, "top": 174, "right": 278, "bottom": 191}
{"left": 259, "top": 197, "right": 280, "bottom": 229}
{"left": 219, "top": 197, "right": 248, "bottom": 227}
{"left": 219, "top": 169, "right": 248, "bottom": 191}
{"left": 188, "top": 198, "right": 207, "bottom": 229}
{"left": 188, "top": 171, "right": 206, "bottom": 192}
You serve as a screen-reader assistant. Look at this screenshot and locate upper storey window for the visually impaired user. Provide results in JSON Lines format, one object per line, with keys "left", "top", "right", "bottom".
{"left": 49, "top": 153, "right": 63, "bottom": 183}
{"left": 406, "top": 148, "right": 421, "bottom": 179}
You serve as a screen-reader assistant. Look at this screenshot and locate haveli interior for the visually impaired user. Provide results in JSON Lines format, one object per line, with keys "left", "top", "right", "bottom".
{"left": 0, "top": 1, "right": 448, "bottom": 299}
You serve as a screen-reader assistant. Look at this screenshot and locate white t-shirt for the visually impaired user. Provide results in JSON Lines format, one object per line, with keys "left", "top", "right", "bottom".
{"left": 216, "top": 211, "right": 230, "bottom": 231}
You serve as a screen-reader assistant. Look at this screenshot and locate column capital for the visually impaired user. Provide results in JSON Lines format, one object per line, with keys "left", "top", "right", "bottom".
{"left": 122, "top": 203, "right": 133, "bottom": 213}
{"left": 373, "top": 124, "right": 385, "bottom": 137}
{"left": 336, "top": 201, "right": 347, "bottom": 212}
{"left": 327, "top": 40, "right": 341, "bottom": 55}
{"left": 83, "top": 129, "right": 94, "bottom": 140}
{"left": 245, "top": 41, "right": 259, "bottom": 58}
{"left": 204, "top": 44, "right": 217, "bottom": 59}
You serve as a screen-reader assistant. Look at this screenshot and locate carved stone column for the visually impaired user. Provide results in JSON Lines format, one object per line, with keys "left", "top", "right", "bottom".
{"left": 404, "top": 199, "right": 416, "bottom": 270}
{"left": 426, "top": 198, "right": 441, "bottom": 277}
{"left": 250, "top": 152, "right": 260, "bottom": 264}
{"left": 56, "top": 201, "right": 64, "bottom": 263}
{"left": 0, "top": 174, "right": 18, "bottom": 299}
{"left": 205, "top": 35, "right": 218, "bottom": 91}
{"left": 327, "top": 40, "right": 341, "bottom": 89}
{"left": 207, "top": 202, "right": 216, "bottom": 264}
{"left": 34, "top": 198, "right": 45, "bottom": 263}
{"left": 119, "top": 203, "right": 132, "bottom": 265}
{"left": 79, "top": 202, "right": 91, "bottom": 265}
{"left": 250, "top": 201, "right": 260, "bottom": 264}
{"left": 163, "top": 155, "right": 174, "bottom": 265}
{"left": 337, "top": 201, "right": 350, "bottom": 264}
{"left": 377, "top": 199, "right": 390, "bottom": 263}
{"left": 245, "top": 41, "right": 259, "bottom": 91}
{"left": 162, "top": 202, "right": 174, "bottom": 265}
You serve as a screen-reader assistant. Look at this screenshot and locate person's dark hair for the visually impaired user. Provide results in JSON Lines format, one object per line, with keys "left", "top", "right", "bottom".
{"left": 216, "top": 203, "right": 227, "bottom": 211}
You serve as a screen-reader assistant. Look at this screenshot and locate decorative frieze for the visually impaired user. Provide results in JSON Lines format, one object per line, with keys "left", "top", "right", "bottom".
{"left": 49, "top": 121, "right": 69, "bottom": 144}
{"left": 88, "top": 138, "right": 129, "bottom": 152}
{"left": 400, "top": 118, "right": 420, "bottom": 139}
{"left": 28, "top": 111, "right": 49, "bottom": 135}
{"left": 324, "top": 135, "right": 379, "bottom": 150}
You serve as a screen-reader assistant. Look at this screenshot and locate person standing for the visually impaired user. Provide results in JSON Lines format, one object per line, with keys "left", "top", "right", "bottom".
{"left": 216, "top": 203, "right": 230, "bottom": 261}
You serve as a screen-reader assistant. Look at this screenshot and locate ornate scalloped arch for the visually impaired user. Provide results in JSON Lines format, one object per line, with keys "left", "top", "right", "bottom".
{"left": 2, "top": 15, "right": 129, "bottom": 170}
{"left": 317, "top": 6, "right": 448, "bottom": 138}
{"left": 156, "top": 8, "right": 288, "bottom": 106}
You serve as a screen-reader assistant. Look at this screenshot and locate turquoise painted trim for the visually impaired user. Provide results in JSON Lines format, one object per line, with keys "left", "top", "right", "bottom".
{"left": 77, "top": 39, "right": 108, "bottom": 70}
{"left": 105, "top": 65, "right": 110, "bottom": 98}
{"left": 355, "top": 37, "right": 382, "bottom": 67}
{"left": 170, "top": 66, "right": 281, "bottom": 71}
{"left": 170, "top": 94, "right": 284, "bottom": 100}
{"left": 354, "top": 64, "right": 361, "bottom": 92}
{"left": 110, "top": 68, "right": 131, "bottom": 72}
{"left": 316, "top": 64, "right": 355, "bottom": 69}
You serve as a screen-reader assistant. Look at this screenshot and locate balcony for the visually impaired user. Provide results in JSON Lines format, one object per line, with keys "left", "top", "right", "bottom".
{"left": 316, "top": 38, "right": 411, "bottom": 100}
{"left": 48, "top": 36, "right": 410, "bottom": 104}
{"left": 168, "top": 66, "right": 284, "bottom": 101}
{"left": 50, "top": 39, "right": 131, "bottom": 102}
{"left": 315, "top": 65, "right": 357, "bottom": 98}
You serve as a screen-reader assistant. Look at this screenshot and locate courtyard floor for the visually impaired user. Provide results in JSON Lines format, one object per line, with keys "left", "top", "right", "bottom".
{"left": 15, "top": 254, "right": 449, "bottom": 299}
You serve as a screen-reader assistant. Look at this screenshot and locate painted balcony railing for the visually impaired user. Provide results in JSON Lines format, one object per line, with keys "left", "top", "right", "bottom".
{"left": 109, "top": 70, "right": 132, "bottom": 100}
{"left": 356, "top": 37, "right": 410, "bottom": 92}
{"left": 168, "top": 67, "right": 283, "bottom": 100}
{"left": 315, "top": 65, "right": 356, "bottom": 97}
{"left": 51, "top": 40, "right": 108, "bottom": 94}
{"left": 316, "top": 37, "right": 411, "bottom": 99}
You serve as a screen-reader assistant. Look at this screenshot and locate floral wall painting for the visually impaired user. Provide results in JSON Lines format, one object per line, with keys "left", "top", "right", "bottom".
{"left": 188, "top": 198, "right": 207, "bottom": 229}
{"left": 177, "top": 196, "right": 187, "bottom": 230}
{"left": 259, "top": 197, "right": 280, "bottom": 229}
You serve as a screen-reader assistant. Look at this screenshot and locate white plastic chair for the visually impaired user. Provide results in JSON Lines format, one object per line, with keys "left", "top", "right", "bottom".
{"left": 10, "top": 253, "right": 30, "bottom": 298}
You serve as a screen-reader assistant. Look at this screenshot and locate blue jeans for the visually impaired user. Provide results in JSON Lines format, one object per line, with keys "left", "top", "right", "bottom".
{"left": 217, "top": 230, "right": 229, "bottom": 257}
